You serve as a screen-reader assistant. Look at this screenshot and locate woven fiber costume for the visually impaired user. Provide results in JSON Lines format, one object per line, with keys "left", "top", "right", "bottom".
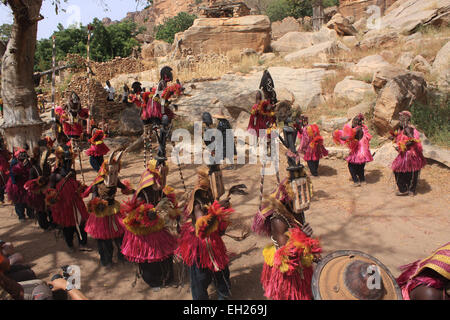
{"left": 248, "top": 70, "right": 277, "bottom": 138}
{"left": 175, "top": 167, "right": 233, "bottom": 300}
{"left": 253, "top": 116, "right": 321, "bottom": 300}
{"left": 120, "top": 160, "right": 180, "bottom": 288}
{"left": 85, "top": 129, "right": 110, "bottom": 172}
{"left": 297, "top": 116, "right": 328, "bottom": 177}
{"left": 0, "top": 137, "right": 11, "bottom": 204}
{"left": 6, "top": 149, "right": 34, "bottom": 221}
{"left": 24, "top": 141, "right": 54, "bottom": 230}
{"left": 333, "top": 114, "right": 373, "bottom": 186}
{"left": 252, "top": 176, "right": 321, "bottom": 300}
{"left": 83, "top": 149, "right": 133, "bottom": 267}
{"left": 397, "top": 242, "right": 449, "bottom": 300}
{"left": 57, "top": 92, "right": 89, "bottom": 139}
{"left": 46, "top": 145, "right": 89, "bottom": 250}
{"left": 390, "top": 111, "right": 426, "bottom": 196}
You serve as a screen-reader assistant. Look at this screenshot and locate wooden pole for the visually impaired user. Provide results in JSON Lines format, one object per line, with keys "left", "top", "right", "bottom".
{"left": 51, "top": 35, "right": 56, "bottom": 121}
{"left": 86, "top": 26, "right": 92, "bottom": 135}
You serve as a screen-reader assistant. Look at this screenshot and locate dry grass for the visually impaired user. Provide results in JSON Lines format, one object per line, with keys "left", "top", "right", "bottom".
{"left": 321, "top": 68, "right": 352, "bottom": 95}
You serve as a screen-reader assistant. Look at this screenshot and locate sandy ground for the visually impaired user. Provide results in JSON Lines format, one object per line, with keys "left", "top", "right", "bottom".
{"left": 1, "top": 143, "right": 449, "bottom": 300}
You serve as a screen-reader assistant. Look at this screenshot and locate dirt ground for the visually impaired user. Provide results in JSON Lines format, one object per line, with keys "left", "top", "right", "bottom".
{"left": 1, "top": 146, "right": 449, "bottom": 300}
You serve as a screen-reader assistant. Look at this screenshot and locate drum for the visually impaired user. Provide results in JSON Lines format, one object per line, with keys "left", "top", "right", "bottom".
{"left": 311, "top": 250, "right": 403, "bottom": 300}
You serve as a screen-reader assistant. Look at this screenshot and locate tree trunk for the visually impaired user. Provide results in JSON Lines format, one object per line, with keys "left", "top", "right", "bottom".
{"left": 1, "top": 0, "right": 44, "bottom": 153}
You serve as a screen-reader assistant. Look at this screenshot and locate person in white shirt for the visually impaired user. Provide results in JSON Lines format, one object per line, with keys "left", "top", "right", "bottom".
{"left": 105, "top": 80, "right": 115, "bottom": 102}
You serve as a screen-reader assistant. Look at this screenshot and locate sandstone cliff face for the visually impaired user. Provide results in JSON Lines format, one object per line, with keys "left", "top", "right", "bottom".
{"left": 175, "top": 15, "right": 271, "bottom": 55}
{"left": 339, "top": 0, "right": 397, "bottom": 20}
{"left": 117, "top": 0, "right": 209, "bottom": 41}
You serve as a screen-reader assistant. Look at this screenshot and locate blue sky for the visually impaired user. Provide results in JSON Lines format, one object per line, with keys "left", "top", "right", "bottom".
{"left": 0, "top": 0, "right": 149, "bottom": 40}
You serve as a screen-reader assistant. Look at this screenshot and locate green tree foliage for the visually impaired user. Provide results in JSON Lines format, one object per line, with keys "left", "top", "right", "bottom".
{"left": 154, "top": 12, "right": 197, "bottom": 44}
{"left": 0, "top": 23, "right": 12, "bottom": 43}
{"left": 411, "top": 93, "right": 450, "bottom": 147}
{"left": 34, "top": 19, "right": 142, "bottom": 72}
{"left": 266, "top": 0, "right": 339, "bottom": 22}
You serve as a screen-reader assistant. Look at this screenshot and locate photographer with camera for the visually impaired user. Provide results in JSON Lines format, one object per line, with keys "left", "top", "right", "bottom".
{"left": 1, "top": 253, "right": 88, "bottom": 300}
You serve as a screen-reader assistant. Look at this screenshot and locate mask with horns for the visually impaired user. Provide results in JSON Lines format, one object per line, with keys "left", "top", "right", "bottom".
{"left": 103, "top": 148, "right": 125, "bottom": 187}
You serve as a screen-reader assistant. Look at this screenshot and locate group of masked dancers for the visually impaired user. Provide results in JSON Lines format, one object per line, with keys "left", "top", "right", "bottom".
{"left": 1, "top": 66, "right": 446, "bottom": 300}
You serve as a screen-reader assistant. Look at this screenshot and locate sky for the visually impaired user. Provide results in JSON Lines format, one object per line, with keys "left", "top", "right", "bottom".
{"left": 0, "top": 0, "right": 149, "bottom": 40}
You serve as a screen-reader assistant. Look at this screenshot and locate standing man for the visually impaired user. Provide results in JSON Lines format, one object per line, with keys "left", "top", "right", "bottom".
{"left": 390, "top": 111, "right": 426, "bottom": 196}
{"left": 6, "top": 149, "right": 34, "bottom": 222}
{"left": 333, "top": 114, "right": 373, "bottom": 186}
{"left": 0, "top": 137, "right": 11, "bottom": 205}
{"left": 46, "top": 146, "right": 90, "bottom": 252}
{"left": 176, "top": 167, "right": 233, "bottom": 300}
{"left": 83, "top": 149, "right": 133, "bottom": 267}
{"left": 213, "top": 110, "right": 236, "bottom": 169}
{"left": 105, "top": 81, "right": 115, "bottom": 102}
{"left": 297, "top": 116, "right": 328, "bottom": 177}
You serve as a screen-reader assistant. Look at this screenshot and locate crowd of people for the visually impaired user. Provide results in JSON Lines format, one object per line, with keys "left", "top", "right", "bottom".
{"left": 0, "top": 66, "right": 447, "bottom": 301}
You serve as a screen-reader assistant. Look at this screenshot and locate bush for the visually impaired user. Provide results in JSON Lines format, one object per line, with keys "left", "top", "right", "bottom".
{"left": 411, "top": 93, "right": 450, "bottom": 147}
{"left": 266, "top": 0, "right": 292, "bottom": 22}
{"left": 154, "top": 12, "right": 197, "bottom": 44}
{"left": 266, "top": 0, "right": 339, "bottom": 22}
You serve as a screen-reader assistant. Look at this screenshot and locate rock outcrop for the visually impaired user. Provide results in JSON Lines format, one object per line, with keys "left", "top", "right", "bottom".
{"left": 379, "top": 0, "right": 450, "bottom": 34}
{"left": 141, "top": 40, "right": 172, "bottom": 60}
{"left": 271, "top": 17, "right": 301, "bottom": 40}
{"left": 271, "top": 27, "right": 338, "bottom": 54}
{"left": 339, "top": 0, "right": 397, "bottom": 21}
{"left": 175, "top": 15, "right": 271, "bottom": 55}
{"left": 432, "top": 41, "right": 450, "bottom": 92}
{"left": 351, "top": 55, "right": 393, "bottom": 78}
{"left": 284, "top": 40, "right": 349, "bottom": 62}
{"left": 373, "top": 72, "right": 427, "bottom": 135}
{"left": 334, "top": 76, "right": 375, "bottom": 104}
{"left": 326, "top": 13, "right": 357, "bottom": 36}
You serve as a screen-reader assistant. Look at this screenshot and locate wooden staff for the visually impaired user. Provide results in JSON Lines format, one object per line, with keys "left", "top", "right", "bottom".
{"left": 51, "top": 35, "right": 56, "bottom": 121}
{"left": 86, "top": 25, "right": 93, "bottom": 135}
{"left": 259, "top": 160, "right": 266, "bottom": 211}
{"left": 171, "top": 141, "right": 187, "bottom": 193}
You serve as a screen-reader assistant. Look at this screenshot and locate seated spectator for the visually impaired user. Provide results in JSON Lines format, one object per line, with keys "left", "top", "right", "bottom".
{"left": 0, "top": 241, "right": 36, "bottom": 282}
{"left": 1, "top": 256, "right": 88, "bottom": 300}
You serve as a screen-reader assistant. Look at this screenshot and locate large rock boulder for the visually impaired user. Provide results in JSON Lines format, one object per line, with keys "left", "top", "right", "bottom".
{"left": 358, "top": 30, "right": 400, "bottom": 50}
{"left": 420, "top": 133, "right": 450, "bottom": 168}
{"left": 347, "top": 101, "right": 374, "bottom": 120}
{"left": 271, "top": 27, "right": 338, "bottom": 54}
{"left": 271, "top": 17, "right": 301, "bottom": 40}
{"left": 351, "top": 55, "right": 393, "bottom": 78}
{"left": 141, "top": 40, "right": 171, "bottom": 59}
{"left": 410, "top": 55, "right": 432, "bottom": 73}
{"left": 326, "top": 13, "right": 357, "bottom": 36}
{"left": 176, "top": 15, "right": 271, "bottom": 55}
{"left": 320, "top": 117, "right": 349, "bottom": 132}
{"left": 372, "top": 143, "right": 398, "bottom": 168}
{"left": 284, "top": 40, "right": 349, "bottom": 62}
{"left": 396, "top": 52, "right": 415, "bottom": 69}
{"left": 373, "top": 72, "right": 427, "bottom": 135}
{"left": 339, "top": 0, "right": 397, "bottom": 21}
{"left": 271, "top": 32, "right": 315, "bottom": 54}
{"left": 334, "top": 76, "right": 376, "bottom": 104}
{"left": 119, "top": 106, "right": 144, "bottom": 136}
{"left": 372, "top": 66, "right": 412, "bottom": 92}
{"left": 431, "top": 41, "right": 450, "bottom": 92}
{"left": 174, "top": 67, "right": 330, "bottom": 121}
{"left": 379, "top": 0, "right": 450, "bottom": 34}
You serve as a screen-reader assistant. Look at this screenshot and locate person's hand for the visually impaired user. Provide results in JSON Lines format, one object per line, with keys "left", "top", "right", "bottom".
{"left": 48, "top": 278, "right": 68, "bottom": 292}
{"left": 302, "top": 223, "right": 314, "bottom": 238}
{"left": 1, "top": 242, "right": 15, "bottom": 256}
{"left": 313, "top": 253, "right": 322, "bottom": 263}
{"left": 218, "top": 198, "right": 230, "bottom": 209}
